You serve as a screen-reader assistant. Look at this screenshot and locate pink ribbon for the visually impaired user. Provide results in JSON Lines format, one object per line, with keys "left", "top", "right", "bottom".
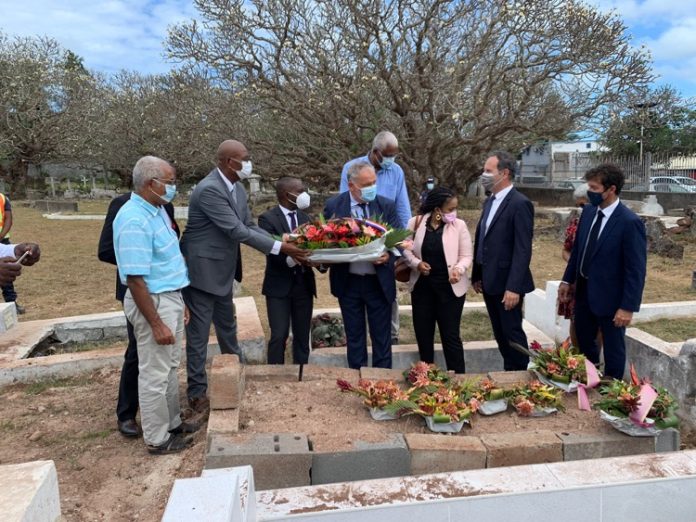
{"left": 577, "top": 359, "right": 601, "bottom": 411}
{"left": 629, "top": 384, "right": 658, "bottom": 425}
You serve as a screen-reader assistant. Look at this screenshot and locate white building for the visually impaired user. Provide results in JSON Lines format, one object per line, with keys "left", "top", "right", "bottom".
{"left": 519, "top": 140, "right": 608, "bottom": 184}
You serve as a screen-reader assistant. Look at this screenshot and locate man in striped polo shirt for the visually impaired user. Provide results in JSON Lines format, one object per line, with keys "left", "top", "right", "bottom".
{"left": 113, "top": 156, "right": 198, "bottom": 455}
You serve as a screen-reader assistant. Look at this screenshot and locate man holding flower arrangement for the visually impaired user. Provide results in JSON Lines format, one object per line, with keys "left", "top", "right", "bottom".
{"left": 324, "top": 161, "right": 400, "bottom": 369}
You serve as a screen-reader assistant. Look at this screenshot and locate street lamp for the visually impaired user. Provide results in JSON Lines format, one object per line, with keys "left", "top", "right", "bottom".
{"left": 629, "top": 101, "right": 658, "bottom": 163}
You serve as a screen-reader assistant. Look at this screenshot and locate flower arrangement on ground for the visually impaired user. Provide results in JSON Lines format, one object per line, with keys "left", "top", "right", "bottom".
{"left": 527, "top": 338, "right": 598, "bottom": 392}
{"left": 287, "top": 216, "right": 411, "bottom": 263}
{"left": 594, "top": 365, "right": 679, "bottom": 435}
{"left": 336, "top": 378, "right": 409, "bottom": 420}
{"left": 311, "top": 313, "right": 346, "bottom": 348}
{"left": 471, "top": 377, "right": 510, "bottom": 415}
{"left": 391, "top": 384, "right": 478, "bottom": 432}
{"left": 511, "top": 379, "right": 565, "bottom": 417}
{"left": 403, "top": 361, "right": 452, "bottom": 388}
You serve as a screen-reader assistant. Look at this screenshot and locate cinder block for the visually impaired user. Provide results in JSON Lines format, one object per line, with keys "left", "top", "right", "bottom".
{"left": 310, "top": 433, "right": 410, "bottom": 485}
{"left": 655, "top": 428, "right": 680, "bottom": 453}
{"left": 207, "top": 409, "right": 240, "bottom": 443}
{"left": 487, "top": 370, "right": 532, "bottom": 389}
{"left": 206, "top": 433, "right": 311, "bottom": 490}
{"left": 483, "top": 430, "right": 562, "bottom": 468}
{"left": 559, "top": 431, "right": 655, "bottom": 461}
{"left": 359, "top": 367, "right": 406, "bottom": 382}
{"left": 405, "top": 434, "right": 486, "bottom": 474}
{"left": 209, "top": 354, "right": 244, "bottom": 409}
{"left": 0, "top": 302, "right": 18, "bottom": 333}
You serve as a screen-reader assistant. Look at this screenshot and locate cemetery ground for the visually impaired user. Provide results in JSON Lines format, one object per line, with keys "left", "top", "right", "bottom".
{"left": 0, "top": 202, "right": 694, "bottom": 521}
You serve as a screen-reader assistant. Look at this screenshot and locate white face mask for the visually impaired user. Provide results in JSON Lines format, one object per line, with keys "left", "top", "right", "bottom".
{"left": 236, "top": 160, "right": 253, "bottom": 179}
{"left": 289, "top": 191, "right": 311, "bottom": 210}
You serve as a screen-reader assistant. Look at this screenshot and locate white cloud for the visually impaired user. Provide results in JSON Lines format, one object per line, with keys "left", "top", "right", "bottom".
{"left": 0, "top": 0, "right": 198, "bottom": 74}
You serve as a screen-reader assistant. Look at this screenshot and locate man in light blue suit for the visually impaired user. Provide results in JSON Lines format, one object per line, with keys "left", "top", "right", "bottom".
{"left": 560, "top": 164, "right": 647, "bottom": 379}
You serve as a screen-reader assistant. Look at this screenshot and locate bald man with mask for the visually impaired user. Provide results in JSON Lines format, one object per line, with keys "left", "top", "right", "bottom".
{"left": 181, "top": 140, "right": 308, "bottom": 413}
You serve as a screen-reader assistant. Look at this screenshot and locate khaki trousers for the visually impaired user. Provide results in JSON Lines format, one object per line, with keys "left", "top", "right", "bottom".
{"left": 124, "top": 290, "right": 184, "bottom": 446}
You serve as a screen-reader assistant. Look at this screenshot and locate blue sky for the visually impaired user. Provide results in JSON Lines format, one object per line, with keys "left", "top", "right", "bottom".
{"left": 1, "top": 0, "right": 695, "bottom": 97}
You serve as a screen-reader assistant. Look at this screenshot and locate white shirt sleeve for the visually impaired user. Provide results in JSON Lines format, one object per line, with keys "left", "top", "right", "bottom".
{"left": 270, "top": 240, "right": 281, "bottom": 255}
{"left": 0, "top": 243, "right": 15, "bottom": 258}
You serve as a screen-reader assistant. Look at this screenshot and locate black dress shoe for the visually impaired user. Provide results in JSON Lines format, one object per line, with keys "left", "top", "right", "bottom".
{"left": 118, "top": 419, "right": 140, "bottom": 438}
{"left": 169, "top": 420, "right": 200, "bottom": 435}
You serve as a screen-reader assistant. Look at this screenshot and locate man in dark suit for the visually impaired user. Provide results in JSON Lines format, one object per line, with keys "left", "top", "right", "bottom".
{"left": 472, "top": 151, "right": 535, "bottom": 371}
{"left": 98, "top": 193, "right": 180, "bottom": 437}
{"left": 559, "top": 164, "right": 647, "bottom": 379}
{"left": 258, "top": 177, "right": 316, "bottom": 364}
{"left": 180, "top": 140, "right": 307, "bottom": 412}
{"left": 324, "top": 160, "right": 399, "bottom": 369}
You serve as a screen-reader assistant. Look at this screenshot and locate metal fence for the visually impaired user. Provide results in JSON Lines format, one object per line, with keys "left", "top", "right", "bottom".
{"left": 519, "top": 152, "right": 696, "bottom": 192}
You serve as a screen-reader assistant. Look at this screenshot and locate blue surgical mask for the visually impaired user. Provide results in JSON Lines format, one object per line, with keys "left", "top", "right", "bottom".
{"left": 426, "top": 183, "right": 434, "bottom": 190}
{"left": 587, "top": 190, "right": 604, "bottom": 206}
{"left": 380, "top": 156, "right": 396, "bottom": 169}
{"left": 360, "top": 184, "right": 377, "bottom": 202}
{"left": 152, "top": 179, "right": 177, "bottom": 204}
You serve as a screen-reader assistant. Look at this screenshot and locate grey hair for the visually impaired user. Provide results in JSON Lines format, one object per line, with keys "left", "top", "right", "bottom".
{"left": 132, "top": 156, "right": 172, "bottom": 190}
{"left": 372, "top": 131, "right": 398, "bottom": 151}
{"left": 573, "top": 182, "right": 590, "bottom": 200}
{"left": 346, "top": 160, "right": 375, "bottom": 183}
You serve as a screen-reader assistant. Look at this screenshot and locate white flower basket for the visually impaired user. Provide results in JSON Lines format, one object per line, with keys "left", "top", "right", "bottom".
{"left": 369, "top": 407, "right": 399, "bottom": 421}
{"left": 307, "top": 235, "right": 389, "bottom": 264}
{"left": 599, "top": 410, "right": 660, "bottom": 437}
{"left": 424, "top": 416, "right": 468, "bottom": 433}
{"left": 478, "top": 399, "right": 509, "bottom": 416}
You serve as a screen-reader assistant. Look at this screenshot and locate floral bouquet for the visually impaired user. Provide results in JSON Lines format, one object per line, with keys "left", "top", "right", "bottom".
{"left": 594, "top": 365, "right": 679, "bottom": 436}
{"left": 288, "top": 215, "right": 411, "bottom": 264}
{"left": 311, "top": 313, "right": 346, "bottom": 348}
{"left": 336, "top": 378, "right": 409, "bottom": 420}
{"left": 403, "top": 361, "right": 452, "bottom": 388}
{"left": 471, "top": 377, "right": 510, "bottom": 416}
{"left": 511, "top": 379, "right": 565, "bottom": 417}
{"left": 390, "top": 384, "right": 478, "bottom": 432}
{"left": 527, "top": 339, "right": 598, "bottom": 392}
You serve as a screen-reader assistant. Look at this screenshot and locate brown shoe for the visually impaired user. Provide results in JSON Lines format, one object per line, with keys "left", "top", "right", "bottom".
{"left": 189, "top": 396, "right": 210, "bottom": 414}
{"left": 147, "top": 433, "right": 193, "bottom": 455}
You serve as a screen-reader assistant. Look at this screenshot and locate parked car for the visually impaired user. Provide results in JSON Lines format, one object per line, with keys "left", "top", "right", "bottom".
{"left": 649, "top": 176, "right": 696, "bottom": 193}
{"left": 554, "top": 179, "right": 586, "bottom": 190}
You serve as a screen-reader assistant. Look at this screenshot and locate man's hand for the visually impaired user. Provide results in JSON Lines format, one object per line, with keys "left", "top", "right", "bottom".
{"left": 558, "top": 282, "right": 571, "bottom": 303}
{"left": 184, "top": 305, "right": 190, "bottom": 326}
{"left": 152, "top": 320, "right": 176, "bottom": 345}
{"left": 502, "top": 290, "right": 520, "bottom": 311}
{"left": 0, "top": 257, "right": 21, "bottom": 285}
{"left": 14, "top": 243, "right": 40, "bottom": 266}
{"left": 280, "top": 242, "right": 309, "bottom": 264}
{"left": 417, "top": 261, "right": 431, "bottom": 275}
{"left": 373, "top": 252, "right": 389, "bottom": 265}
{"left": 472, "top": 280, "right": 483, "bottom": 293}
{"left": 613, "top": 308, "right": 633, "bottom": 328}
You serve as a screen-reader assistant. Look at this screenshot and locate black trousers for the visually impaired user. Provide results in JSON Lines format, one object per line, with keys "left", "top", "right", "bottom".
{"left": 483, "top": 292, "right": 529, "bottom": 371}
{"left": 266, "top": 275, "right": 314, "bottom": 364}
{"left": 411, "top": 278, "right": 466, "bottom": 373}
{"left": 116, "top": 316, "right": 138, "bottom": 422}
{"left": 0, "top": 238, "right": 17, "bottom": 302}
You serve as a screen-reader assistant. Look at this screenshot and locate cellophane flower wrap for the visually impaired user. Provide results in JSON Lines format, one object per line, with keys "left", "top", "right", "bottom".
{"left": 527, "top": 339, "right": 592, "bottom": 392}
{"left": 336, "top": 378, "right": 408, "bottom": 410}
{"left": 594, "top": 365, "right": 679, "bottom": 435}
{"left": 471, "top": 377, "right": 509, "bottom": 415}
{"left": 288, "top": 216, "right": 411, "bottom": 263}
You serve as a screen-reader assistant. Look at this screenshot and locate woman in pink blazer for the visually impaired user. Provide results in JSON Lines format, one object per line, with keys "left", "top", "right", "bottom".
{"left": 402, "top": 187, "right": 473, "bottom": 373}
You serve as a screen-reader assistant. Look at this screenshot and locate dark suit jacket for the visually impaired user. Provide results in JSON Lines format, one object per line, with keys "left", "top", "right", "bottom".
{"left": 471, "top": 187, "right": 535, "bottom": 295}
{"left": 181, "top": 169, "right": 272, "bottom": 297}
{"left": 562, "top": 202, "right": 647, "bottom": 316}
{"left": 258, "top": 205, "right": 316, "bottom": 298}
{"left": 98, "top": 193, "right": 180, "bottom": 301}
{"left": 323, "top": 192, "right": 399, "bottom": 302}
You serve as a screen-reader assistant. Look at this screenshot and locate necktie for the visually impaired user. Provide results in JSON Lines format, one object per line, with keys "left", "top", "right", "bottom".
{"left": 358, "top": 203, "right": 369, "bottom": 219}
{"left": 579, "top": 210, "right": 604, "bottom": 278}
{"left": 475, "top": 197, "right": 493, "bottom": 264}
{"left": 288, "top": 211, "right": 297, "bottom": 232}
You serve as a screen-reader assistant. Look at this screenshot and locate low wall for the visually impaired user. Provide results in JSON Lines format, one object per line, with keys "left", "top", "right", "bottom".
{"left": 30, "top": 200, "right": 79, "bottom": 212}
{"left": 517, "top": 186, "right": 695, "bottom": 210}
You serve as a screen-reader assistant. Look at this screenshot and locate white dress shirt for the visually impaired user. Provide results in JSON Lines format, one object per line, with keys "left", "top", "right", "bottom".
{"left": 589, "top": 197, "right": 620, "bottom": 237}
{"left": 485, "top": 184, "right": 514, "bottom": 233}
{"left": 217, "top": 168, "right": 281, "bottom": 255}
{"left": 279, "top": 204, "right": 300, "bottom": 268}
{"left": 348, "top": 194, "right": 376, "bottom": 275}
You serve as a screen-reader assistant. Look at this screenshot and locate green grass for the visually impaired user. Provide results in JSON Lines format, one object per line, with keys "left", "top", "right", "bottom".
{"left": 636, "top": 317, "right": 696, "bottom": 343}
{"left": 25, "top": 375, "right": 93, "bottom": 395}
{"left": 398, "top": 310, "right": 493, "bottom": 344}
{"left": 80, "top": 429, "right": 111, "bottom": 441}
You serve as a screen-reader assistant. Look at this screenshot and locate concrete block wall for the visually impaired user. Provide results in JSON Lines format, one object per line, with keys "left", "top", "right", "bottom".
{"left": 0, "top": 460, "right": 61, "bottom": 522}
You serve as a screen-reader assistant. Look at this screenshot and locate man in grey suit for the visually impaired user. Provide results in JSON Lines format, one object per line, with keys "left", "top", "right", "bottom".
{"left": 181, "top": 140, "right": 308, "bottom": 412}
